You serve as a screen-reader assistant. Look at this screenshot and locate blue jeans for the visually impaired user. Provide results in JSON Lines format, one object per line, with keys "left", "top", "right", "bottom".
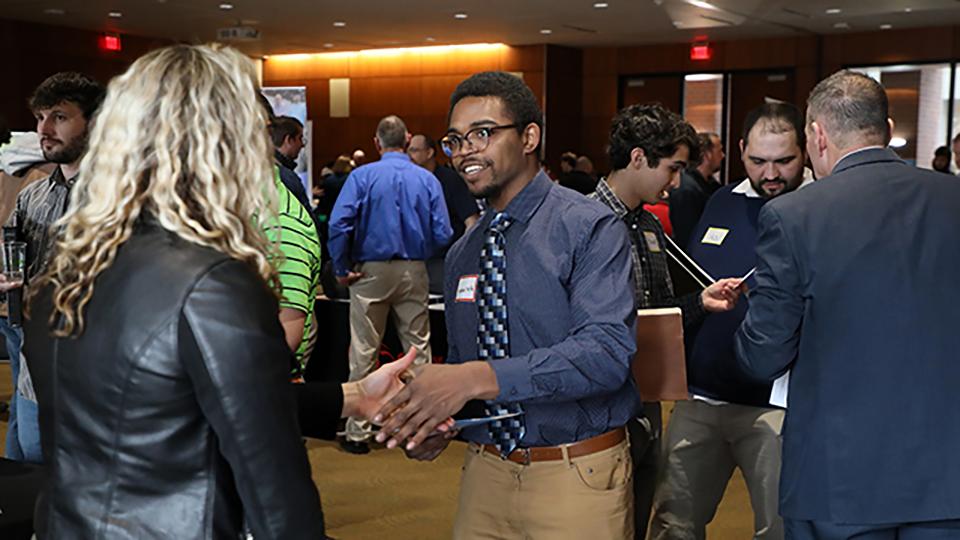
{"left": 2, "top": 317, "right": 41, "bottom": 463}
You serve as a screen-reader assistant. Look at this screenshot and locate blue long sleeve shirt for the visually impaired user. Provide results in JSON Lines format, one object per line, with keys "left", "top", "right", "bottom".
{"left": 443, "top": 172, "right": 639, "bottom": 447}
{"left": 328, "top": 152, "right": 453, "bottom": 276}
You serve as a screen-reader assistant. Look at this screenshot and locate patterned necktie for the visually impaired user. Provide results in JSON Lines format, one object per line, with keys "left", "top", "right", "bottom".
{"left": 477, "top": 212, "right": 525, "bottom": 458}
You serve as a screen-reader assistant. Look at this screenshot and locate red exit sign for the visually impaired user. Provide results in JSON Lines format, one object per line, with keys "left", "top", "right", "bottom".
{"left": 99, "top": 34, "right": 122, "bottom": 52}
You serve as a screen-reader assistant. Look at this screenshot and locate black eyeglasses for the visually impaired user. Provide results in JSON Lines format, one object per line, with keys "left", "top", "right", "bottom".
{"left": 440, "top": 124, "right": 519, "bottom": 157}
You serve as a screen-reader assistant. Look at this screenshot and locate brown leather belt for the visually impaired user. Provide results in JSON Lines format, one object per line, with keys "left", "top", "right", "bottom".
{"left": 480, "top": 427, "right": 626, "bottom": 465}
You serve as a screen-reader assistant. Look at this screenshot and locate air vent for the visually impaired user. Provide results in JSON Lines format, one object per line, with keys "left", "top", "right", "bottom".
{"left": 561, "top": 24, "right": 598, "bottom": 34}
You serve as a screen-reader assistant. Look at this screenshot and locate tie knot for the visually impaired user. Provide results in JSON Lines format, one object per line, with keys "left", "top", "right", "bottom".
{"left": 489, "top": 212, "right": 513, "bottom": 234}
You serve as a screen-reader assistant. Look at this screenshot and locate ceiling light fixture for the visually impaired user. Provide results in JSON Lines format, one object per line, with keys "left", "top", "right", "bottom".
{"left": 833, "top": 22, "right": 849, "bottom": 29}
{"left": 825, "top": 8, "right": 841, "bottom": 14}
{"left": 108, "top": 11, "right": 122, "bottom": 18}
{"left": 593, "top": 2, "right": 609, "bottom": 8}
{"left": 218, "top": 2, "right": 233, "bottom": 10}
{"left": 454, "top": 13, "right": 468, "bottom": 19}
{"left": 43, "top": 8, "right": 65, "bottom": 15}
{"left": 540, "top": 29, "right": 552, "bottom": 34}
{"left": 880, "top": 23, "right": 892, "bottom": 30}
{"left": 904, "top": 7, "right": 912, "bottom": 12}
{"left": 688, "top": 0, "right": 718, "bottom": 10}
{"left": 323, "top": 43, "right": 334, "bottom": 48}
{"left": 425, "top": 36, "right": 436, "bottom": 42}
{"left": 672, "top": 20, "right": 684, "bottom": 27}
{"left": 333, "top": 21, "right": 346, "bottom": 27}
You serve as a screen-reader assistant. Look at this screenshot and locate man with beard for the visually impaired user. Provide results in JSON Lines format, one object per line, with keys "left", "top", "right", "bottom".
{"left": 374, "top": 71, "right": 640, "bottom": 538}
{"left": 1, "top": 72, "right": 105, "bottom": 462}
{"left": 650, "top": 102, "right": 810, "bottom": 540}
{"left": 588, "top": 103, "right": 744, "bottom": 540}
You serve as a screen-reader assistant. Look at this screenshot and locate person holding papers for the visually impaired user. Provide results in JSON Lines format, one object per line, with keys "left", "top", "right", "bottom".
{"left": 373, "top": 72, "right": 641, "bottom": 538}
{"left": 735, "top": 71, "right": 960, "bottom": 539}
{"left": 650, "top": 102, "right": 811, "bottom": 540}
{"left": 587, "top": 103, "right": 744, "bottom": 540}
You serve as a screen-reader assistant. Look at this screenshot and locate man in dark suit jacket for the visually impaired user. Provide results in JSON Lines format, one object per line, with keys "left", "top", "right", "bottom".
{"left": 735, "top": 70, "right": 960, "bottom": 539}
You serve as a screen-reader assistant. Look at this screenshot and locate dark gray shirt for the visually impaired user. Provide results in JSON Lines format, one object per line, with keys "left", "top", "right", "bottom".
{"left": 14, "top": 166, "right": 73, "bottom": 281}
{"left": 443, "top": 172, "right": 639, "bottom": 447}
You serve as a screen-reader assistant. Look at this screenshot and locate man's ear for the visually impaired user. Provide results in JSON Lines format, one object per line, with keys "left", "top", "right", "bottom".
{"left": 886, "top": 118, "right": 895, "bottom": 145}
{"left": 810, "top": 121, "right": 828, "bottom": 155}
{"left": 739, "top": 138, "right": 746, "bottom": 159}
{"left": 630, "top": 147, "right": 646, "bottom": 169}
{"left": 373, "top": 136, "right": 382, "bottom": 153}
{"left": 521, "top": 123, "right": 542, "bottom": 155}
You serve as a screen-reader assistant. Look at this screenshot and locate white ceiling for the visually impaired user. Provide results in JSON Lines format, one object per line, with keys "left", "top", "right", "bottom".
{"left": 2, "top": 0, "right": 960, "bottom": 55}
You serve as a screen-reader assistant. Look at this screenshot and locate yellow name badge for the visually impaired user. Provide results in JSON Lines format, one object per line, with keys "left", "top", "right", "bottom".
{"left": 701, "top": 227, "right": 730, "bottom": 246}
{"left": 642, "top": 231, "right": 661, "bottom": 253}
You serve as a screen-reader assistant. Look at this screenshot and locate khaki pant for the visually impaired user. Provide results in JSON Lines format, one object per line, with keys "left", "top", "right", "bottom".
{"left": 344, "top": 260, "right": 431, "bottom": 442}
{"left": 453, "top": 440, "right": 634, "bottom": 540}
{"left": 650, "top": 400, "right": 784, "bottom": 540}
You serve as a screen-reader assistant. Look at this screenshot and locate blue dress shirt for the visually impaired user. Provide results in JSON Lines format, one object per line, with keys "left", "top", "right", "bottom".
{"left": 443, "top": 171, "right": 640, "bottom": 447}
{"left": 328, "top": 152, "right": 453, "bottom": 276}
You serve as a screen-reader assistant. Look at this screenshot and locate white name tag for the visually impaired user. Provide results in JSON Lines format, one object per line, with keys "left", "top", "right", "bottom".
{"left": 642, "top": 231, "right": 661, "bottom": 253}
{"left": 701, "top": 227, "right": 729, "bottom": 246}
{"left": 456, "top": 275, "right": 479, "bottom": 302}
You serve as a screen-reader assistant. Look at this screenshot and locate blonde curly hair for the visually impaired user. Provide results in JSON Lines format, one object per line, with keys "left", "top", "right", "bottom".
{"left": 32, "top": 43, "right": 280, "bottom": 337}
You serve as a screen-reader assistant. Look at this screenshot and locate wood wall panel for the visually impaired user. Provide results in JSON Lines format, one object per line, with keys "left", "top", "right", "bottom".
{"left": 0, "top": 18, "right": 172, "bottom": 130}
{"left": 822, "top": 26, "right": 956, "bottom": 72}
{"left": 582, "top": 75, "right": 618, "bottom": 117}
{"left": 262, "top": 45, "right": 546, "bottom": 176}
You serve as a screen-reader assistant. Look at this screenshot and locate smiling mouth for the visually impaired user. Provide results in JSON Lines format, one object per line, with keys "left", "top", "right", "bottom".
{"left": 461, "top": 163, "right": 488, "bottom": 177}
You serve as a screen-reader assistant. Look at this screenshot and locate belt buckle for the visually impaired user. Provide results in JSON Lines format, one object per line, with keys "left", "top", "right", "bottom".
{"left": 514, "top": 448, "right": 531, "bottom": 465}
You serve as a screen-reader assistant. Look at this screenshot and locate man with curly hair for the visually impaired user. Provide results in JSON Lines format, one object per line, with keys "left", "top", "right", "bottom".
{"left": 588, "top": 103, "right": 745, "bottom": 539}
{"left": 1, "top": 72, "right": 105, "bottom": 463}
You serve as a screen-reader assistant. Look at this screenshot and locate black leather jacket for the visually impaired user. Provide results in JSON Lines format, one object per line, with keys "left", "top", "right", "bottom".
{"left": 24, "top": 222, "right": 327, "bottom": 539}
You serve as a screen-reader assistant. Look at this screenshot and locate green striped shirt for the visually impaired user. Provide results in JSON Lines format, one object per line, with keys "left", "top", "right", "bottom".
{"left": 264, "top": 167, "right": 321, "bottom": 377}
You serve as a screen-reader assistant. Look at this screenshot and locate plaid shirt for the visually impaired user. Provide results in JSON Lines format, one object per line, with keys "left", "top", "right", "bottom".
{"left": 590, "top": 179, "right": 705, "bottom": 328}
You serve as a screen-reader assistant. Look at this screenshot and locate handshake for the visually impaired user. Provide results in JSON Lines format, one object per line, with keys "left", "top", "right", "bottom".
{"left": 345, "top": 347, "right": 499, "bottom": 461}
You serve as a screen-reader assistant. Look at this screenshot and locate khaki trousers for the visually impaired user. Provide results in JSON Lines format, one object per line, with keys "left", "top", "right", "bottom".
{"left": 650, "top": 400, "right": 784, "bottom": 540}
{"left": 453, "top": 440, "right": 634, "bottom": 540}
{"left": 344, "top": 260, "right": 430, "bottom": 442}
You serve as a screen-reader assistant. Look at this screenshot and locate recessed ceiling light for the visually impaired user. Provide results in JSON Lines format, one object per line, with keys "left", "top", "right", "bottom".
{"left": 540, "top": 29, "right": 552, "bottom": 34}
{"left": 833, "top": 22, "right": 849, "bottom": 29}
{"left": 593, "top": 2, "right": 609, "bottom": 8}
{"left": 904, "top": 7, "right": 912, "bottom": 12}
{"left": 108, "top": 11, "right": 122, "bottom": 18}
{"left": 323, "top": 43, "right": 334, "bottom": 48}
{"left": 333, "top": 21, "right": 346, "bottom": 27}
{"left": 425, "top": 36, "right": 436, "bottom": 42}
{"left": 688, "top": 0, "right": 718, "bottom": 10}
{"left": 43, "top": 8, "right": 65, "bottom": 15}
{"left": 825, "top": 8, "right": 841, "bottom": 14}
{"left": 454, "top": 13, "right": 468, "bottom": 19}
{"left": 672, "top": 20, "right": 684, "bottom": 27}
{"left": 218, "top": 2, "right": 233, "bottom": 10}
{"left": 880, "top": 23, "right": 892, "bottom": 30}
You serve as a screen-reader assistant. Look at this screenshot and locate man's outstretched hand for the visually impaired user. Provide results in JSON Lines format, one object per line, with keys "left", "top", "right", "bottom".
{"left": 373, "top": 361, "right": 499, "bottom": 451}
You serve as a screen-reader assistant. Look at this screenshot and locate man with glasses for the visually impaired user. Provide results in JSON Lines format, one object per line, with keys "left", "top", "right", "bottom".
{"left": 374, "top": 71, "right": 639, "bottom": 538}
{"left": 408, "top": 133, "right": 479, "bottom": 293}
{"left": 328, "top": 115, "right": 452, "bottom": 455}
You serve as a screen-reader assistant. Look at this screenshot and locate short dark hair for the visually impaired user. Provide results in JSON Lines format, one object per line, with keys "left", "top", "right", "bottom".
{"left": 935, "top": 145, "right": 951, "bottom": 157}
{"left": 413, "top": 133, "right": 436, "bottom": 150}
{"left": 29, "top": 72, "right": 105, "bottom": 120}
{"left": 807, "top": 70, "right": 889, "bottom": 148}
{"left": 257, "top": 92, "right": 276, "bottom": 123}
{"left": 449, "top": 71, "right": 543, "bottom": 137}
{"left": 698, "top": 132, "right": 719, "bottom": 153}
{"left": 269, "top": 115, "right": 303, "bottom": 147}
{"left": 741, "top": 102, "right": 806, "bottom": 150}
{"left": 607, "top": 103, "right": 700, "bottom": 170}
{"left": 560, "top": 151, "right": 577, "bottom": 168}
